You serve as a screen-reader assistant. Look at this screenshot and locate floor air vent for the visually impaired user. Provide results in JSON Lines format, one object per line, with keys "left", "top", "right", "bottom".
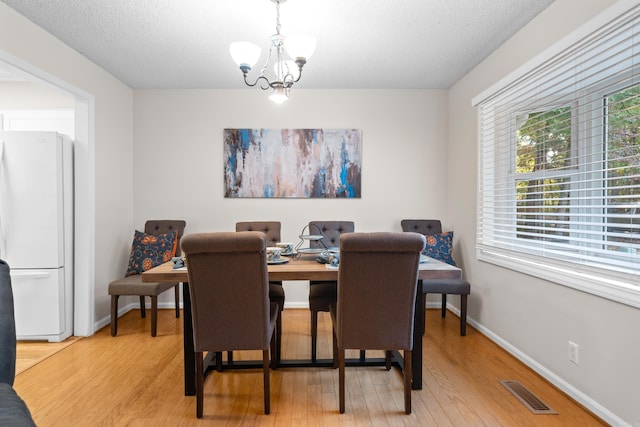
{"left": 500, "top": 380, "right": 558, "bottom": 415}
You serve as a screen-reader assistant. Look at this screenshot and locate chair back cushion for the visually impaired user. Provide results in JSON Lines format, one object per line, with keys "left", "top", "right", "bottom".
{"left": 235, "top": 222, "right": 281, "bottom": 246}
{"left": 0, "top": 259, "right": 16, "bottom": 385}
{"left": 125, "top": 229, "right": 178, "bottom": 276}
{"left": 309, "top": 221, "right": 354, "bottom": 249}
{"left": 336, "top": 232, "right": 425, "bottom": 351}
{"left": 400, "top": 219, "right": 457, "bottom": 265}
{"left": 144, "top": 220, "right": 187, "bottom": 256}
{"left": 400, "top": 219, "right": 442, "bottom": 235}
{"left": 181, "top": 231, "right": 272, "bottom": 352}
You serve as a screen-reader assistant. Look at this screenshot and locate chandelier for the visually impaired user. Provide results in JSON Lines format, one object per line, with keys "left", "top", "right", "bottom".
{"left": 229, "top": 0, "right": 316, "bottom": 104}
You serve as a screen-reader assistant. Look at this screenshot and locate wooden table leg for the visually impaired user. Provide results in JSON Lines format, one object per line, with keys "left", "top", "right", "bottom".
{"left": 183, "top": 282, "right": 196, "bottom": 396}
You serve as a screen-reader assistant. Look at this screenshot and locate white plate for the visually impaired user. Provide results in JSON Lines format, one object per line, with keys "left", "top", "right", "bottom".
{"left": 267, "top": 258, "right": 290, "bottom": 265}
{"left": 299, "top": 234, "right": 324, "bottom": 240}
{"left": 297, "top": 248, "right": 326, "bottom": 254}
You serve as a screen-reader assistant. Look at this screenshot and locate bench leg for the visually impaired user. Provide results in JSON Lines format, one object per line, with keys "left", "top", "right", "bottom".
{"left": 139, "top": 296, "right": 146, "bottom": 318}
{"left": 151, "top": 296, "right": 158, "bottom": 337}
{"left": 441, "top": 293, "right": 447, "bottom": 317}
{"left": 110, "top": 295, "right": 119, "bottom": 336}
{"left": 460, "top": 294, "right": 468, "bottom": 336}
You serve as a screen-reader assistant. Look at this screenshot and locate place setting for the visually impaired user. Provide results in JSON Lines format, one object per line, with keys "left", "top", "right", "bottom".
{"left": 267, "top": 243, "right": 293, "bottom": 264}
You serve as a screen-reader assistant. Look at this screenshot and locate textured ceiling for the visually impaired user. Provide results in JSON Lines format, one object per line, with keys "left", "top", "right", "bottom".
{"left": 1, "top": 0, "right": 554, "bottom": 89}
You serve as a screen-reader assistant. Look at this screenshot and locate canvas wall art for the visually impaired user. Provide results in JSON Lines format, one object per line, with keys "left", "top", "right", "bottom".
{"left": 224, "top": 128, "right": 362, "bottom": 198}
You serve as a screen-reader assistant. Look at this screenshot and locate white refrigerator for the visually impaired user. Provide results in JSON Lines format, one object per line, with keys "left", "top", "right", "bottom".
{"left": 0, "top": 131, "right": 74, "bottom": 342}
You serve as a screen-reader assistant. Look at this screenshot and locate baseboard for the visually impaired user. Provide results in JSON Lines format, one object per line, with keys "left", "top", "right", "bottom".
{"left": 444, "top": 303, "right": 627, "bottom": 427}
{"left": 283, "top": 302, "right": 310, "bottom": 309}
{"left": 94, "top": 302, "right": 134, "bottom": 332}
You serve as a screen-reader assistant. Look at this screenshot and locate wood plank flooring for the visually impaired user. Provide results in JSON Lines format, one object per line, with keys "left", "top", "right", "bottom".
{"left": 16, "top": 336, "right": 82, "bottom": 375}
{"left": 14, "top": 308, "right": 606, "bottom": 426}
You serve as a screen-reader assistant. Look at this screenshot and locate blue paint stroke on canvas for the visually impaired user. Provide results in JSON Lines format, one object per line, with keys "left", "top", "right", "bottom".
{"left": 224, "top": 129, "right": 362, "bottom": 198}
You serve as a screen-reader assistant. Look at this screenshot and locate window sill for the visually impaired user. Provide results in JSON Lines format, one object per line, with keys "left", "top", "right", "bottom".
{"left": 477, "top": 248, "right": 640, "bottom": 309}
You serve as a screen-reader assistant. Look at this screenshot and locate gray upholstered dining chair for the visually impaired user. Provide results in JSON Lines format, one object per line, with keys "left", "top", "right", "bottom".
{"left": 181, "top": 231, "right": 278, "bottom": 417}
{"left": 330, "top": 232, "right": 425, "bottom": 414}
{"left": 308, "top": 220, "right": 354, "bottom": 362}
{"left": 401, "top": 219, "right": 470, "bottom": 336}
{"left": 235, "top": 221, "right": 285, "bottom": 362}
{"left": 1, "top": 259, "right": 36, "bottom": 426}
{"left": 108, "top": 220, "right": 186, "bottom": 337}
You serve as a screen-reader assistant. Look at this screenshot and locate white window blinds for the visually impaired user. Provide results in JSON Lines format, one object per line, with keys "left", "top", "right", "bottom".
{"left": 475, "top": 3, "right": 640, "bottom": 292}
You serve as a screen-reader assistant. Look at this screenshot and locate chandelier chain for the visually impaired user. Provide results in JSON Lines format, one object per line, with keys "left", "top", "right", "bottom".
{"left": 275, "top": 0, "right": 281, "bottom": 35}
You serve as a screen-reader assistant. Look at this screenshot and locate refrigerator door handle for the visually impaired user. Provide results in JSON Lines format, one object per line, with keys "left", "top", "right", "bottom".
{"left": 10, "top": 271, "right": 51, "bottom": 279}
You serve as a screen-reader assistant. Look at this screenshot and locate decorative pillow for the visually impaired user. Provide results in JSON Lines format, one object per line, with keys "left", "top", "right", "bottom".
{"left": 422, "top": 231, "right": 456, "bottom": 266}
{"left": 125, "top": 229, "right": 178, "bottom": 276}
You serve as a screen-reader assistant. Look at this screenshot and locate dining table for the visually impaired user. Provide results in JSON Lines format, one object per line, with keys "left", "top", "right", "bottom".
{"left": 142, "top": 255, "right": 461, "bottom": 396}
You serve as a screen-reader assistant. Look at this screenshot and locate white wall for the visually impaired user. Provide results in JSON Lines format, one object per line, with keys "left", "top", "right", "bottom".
{"left": 132, "top": 88, "right": 448, "bottom": 305}
{"left": 0, "top": 3, "right": 134, "bottom": 334}
{"left": 448, "top": 0, "right": 638, "bottom": 425}
{"left": 0, "top": 81, "right": 74, "bottom": 110}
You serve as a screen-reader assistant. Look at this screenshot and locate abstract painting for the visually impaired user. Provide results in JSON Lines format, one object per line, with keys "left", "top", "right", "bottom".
{"left": 224, "top": 129, "right": 362, "bottom": 198}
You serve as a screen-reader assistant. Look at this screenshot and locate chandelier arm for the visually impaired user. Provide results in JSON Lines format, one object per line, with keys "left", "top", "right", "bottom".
{"left": 241, "top": 40, "right": 275, "bottom": 90}
{"left": 243, "top": 74, "right": 272, "bottom": 90}
{"left": 281, "top": 67, "right": 303, "bottom": 85}
{"left": 282, "top": 73, "right": 295, "bottom": 87}
{"left": 292, "top": 67, "right": 303, "bottom": 83}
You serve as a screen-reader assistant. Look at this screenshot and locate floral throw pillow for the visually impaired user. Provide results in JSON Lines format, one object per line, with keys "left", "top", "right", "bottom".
{"left": 125, "top": 229, "right": 178, "bottom": 276}
{"left": 422, "top": 231, "right": 456, "bottom": 266}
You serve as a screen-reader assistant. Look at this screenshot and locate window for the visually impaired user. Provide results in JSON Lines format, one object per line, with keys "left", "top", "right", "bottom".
{"left": 516, "top": 107, "right": 573, "bottom": 243}
{"left": 474, "top": 4, "right": 640, "bottom": 307}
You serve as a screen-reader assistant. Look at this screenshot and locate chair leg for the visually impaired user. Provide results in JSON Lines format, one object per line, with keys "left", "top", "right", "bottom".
{"left": 110, "top": 295, "right": 119, "bottom": 336}
{"left": 263, "top": 349, "right": 271, "bottom": 414}
{"left": 216, "top": 352, "right": 223, "bottom": 372}
{"left": 227, "top": 351, "right": 233, "bottom": 365}
{"left": 311, "top": 310, "right": 318, "bottom": 363}
{"left": 150, "top": 296, "right": 158, "bottom": 337}
{"left": 270, "top": 328, "right": 278, "bottom": 370}
{"left": 139, "top": 296, "right": 146, "bottom": 318}
{"left": 460, "top": 294, "right": 468, "bottom": 336}
{"left": 385, "top": 350, "right": 392, "bottom": 370}
{"left": 276, "top": 308, "right": 283, "bottom": 364}
{"left": 338, "top": 348, "right": 346, "bottom": 414}
{"left": 359, "top": 350, "right": 366, "bottom": 360}
{"left": 196, "top": 351, "right": 203, "bottom": 418}
{"left": 404, "top": 349, "right": 412, "bottom": 414}
{"left": 441, "top": 293, "right": 447, "bottom": 317}
{"left": 174, "top": 284, "right": 180, "bottom": 318}
{"left": 332, "top": 326, "right": 338, "bottom": 369}
{"left": 420, "top": 292, "right": 427, "bottom": 335}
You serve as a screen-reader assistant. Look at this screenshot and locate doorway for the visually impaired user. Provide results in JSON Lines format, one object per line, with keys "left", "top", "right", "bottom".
{"left": 0, "top": 55, "right": 95, "bottom": 337}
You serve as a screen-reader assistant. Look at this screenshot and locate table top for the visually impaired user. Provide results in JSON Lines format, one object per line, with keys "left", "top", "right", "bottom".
{"left": 142, "top": 256, "right": 461, "bottom": 283}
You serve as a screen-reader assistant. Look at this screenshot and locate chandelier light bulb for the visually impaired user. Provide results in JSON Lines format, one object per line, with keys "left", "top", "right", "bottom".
{"left": 269, "top": 86, "right": 289, "bottom": 104}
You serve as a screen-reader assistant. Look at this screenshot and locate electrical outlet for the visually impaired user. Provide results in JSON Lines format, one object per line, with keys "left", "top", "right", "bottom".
{"left": 568, "top": 341, "right": 579, "bottom": 364}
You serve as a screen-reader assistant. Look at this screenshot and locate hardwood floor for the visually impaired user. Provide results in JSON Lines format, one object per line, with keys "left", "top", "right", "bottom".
{"left": 16, "top": 336, "right": 82, "bottom": 375}
{"left": 14, "top": 308, "right": 606, "bottom": 426}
